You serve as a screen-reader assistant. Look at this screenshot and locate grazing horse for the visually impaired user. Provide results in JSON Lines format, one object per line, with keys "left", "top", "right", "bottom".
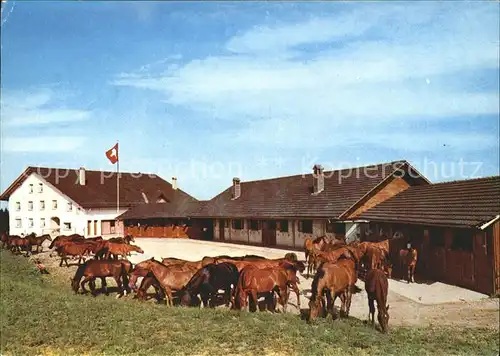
{"left": 308, "top": 257, "right": 357, "bottom": 322}
{"left": 365, "top": 268, "right": 390, "bottom": 333}
{"left": 399, "top": 247, "right": 418, "bottom": 283}
{"left": 49, "top": 234, "right": 84, "bottom": 250}
{"left": 98, "top": 243, "right": 144, "bottom": 259}
{"left": 132, "top": 258, "right": 198, "bottom": 306}
{"left": 56, "top": 242, "right": 94, "bottom": 267}
{"left": 28, "top": 234, "right": 52, "bottom": 253}
{"left": 128, "top": 258, "right": 167, "bottom": 297}
{"left": 234, "top": 263, "right": 300, "bottom": 313}
{"left": 215, "top": 256, "right": 305, "bottom": 274}
{"left": 70, "top": 259, "right": 132, "bottom": 296}
{"left": 179, "top": 262, "right": 239, "bottom": 308}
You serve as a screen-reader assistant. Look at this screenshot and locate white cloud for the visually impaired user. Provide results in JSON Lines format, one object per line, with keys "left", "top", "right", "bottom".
{"left": 3, "top": 136, "right": 87, "bottom": 152}
{"left": 111, "top": 4, "right": 499, "bottom": 152}
{"left": 1, "top": 88, "right": 91, "bottom": 127}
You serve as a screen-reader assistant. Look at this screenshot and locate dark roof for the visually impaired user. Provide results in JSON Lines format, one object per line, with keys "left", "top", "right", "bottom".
{"left": 358, "top": 176, "right": 500, "bottom": 228}
{"left": 118, "top": 201, "right": 207, "bottom": 220}
{"left": 194, "top": 160, "right": 426, "bottom": 219}
{"left": 0, "top": 166, "right": 197, "bottom": 209}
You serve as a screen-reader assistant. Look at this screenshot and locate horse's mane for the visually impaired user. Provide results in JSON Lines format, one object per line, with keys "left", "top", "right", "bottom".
{"left": 310, "top": 266, "right": 325, "bottom": 303}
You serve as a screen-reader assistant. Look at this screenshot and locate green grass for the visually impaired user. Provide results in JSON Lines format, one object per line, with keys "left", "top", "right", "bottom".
{"left": 1, "top": 251, "right": 498, "bottom": 356}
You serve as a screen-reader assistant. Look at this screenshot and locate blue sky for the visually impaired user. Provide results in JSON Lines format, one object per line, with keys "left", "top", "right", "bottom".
{"left": 1, "top": 1, "right": 499, "bottom": 200}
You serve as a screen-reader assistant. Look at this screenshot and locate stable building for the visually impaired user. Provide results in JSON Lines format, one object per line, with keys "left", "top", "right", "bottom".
{"left": 356, "top": 176, "right": 500, "bottom": 295}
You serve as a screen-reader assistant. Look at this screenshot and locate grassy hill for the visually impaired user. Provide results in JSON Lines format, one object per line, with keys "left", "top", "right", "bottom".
{"left": 0, "top": 250, "right": 498, "bottom": 355}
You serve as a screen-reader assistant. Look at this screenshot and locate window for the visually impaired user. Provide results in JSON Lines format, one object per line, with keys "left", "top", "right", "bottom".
{"left": 28, "top": 218, "right": 34, "bottom": 228}
{"left": 38, "top": 183, "right": 43, "bottom": 193}
{"left": 40, "top": 200, "right": 45, "bottom": 211}
{"left": 326, "top": 221, "right": 346, "bottom": 234}
{"left": 430, "top": 228, "right": 446, "bottom": 248}
{"left": 28, "top": 201, "right": 33, "bottom": 211}
{"left": 63, "top": 222, "right": 72, "bottom": 231}
{"left": 299, "top": 220, "right": 313, "bottom": 234}
{"left": 15, "top": 218, "right": 22, "bottom": 228}
{"left": 15, "top": 202, "right": 21, "bottom": 211}
{"left": 67, "top": 202, "right": 73, "bottom": 212}
{"left": 29, "top": 184, "right": 34, "bottom": 194}
{"left": 110, "top": 220, "right": 116, "bottom": 228}
{"left": 40, "top": 218, "right": 46, "bottom": 228}
{"left": 249, "top": 220, "right": 260, "bottom": 231}
{"left": 451, "top": 229, "right": 474, "bottom": 252}
{"left": 232, "top": 219, "right": 244, "bottom": 230}
{"left": 278, "top": 220, "right": 289, "bottom": 233}
{"left": 52, "top": 200, "right": 58, "bottom": 210}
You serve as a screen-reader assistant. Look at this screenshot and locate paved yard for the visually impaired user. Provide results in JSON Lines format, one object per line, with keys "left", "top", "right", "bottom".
{"left": 127, "top": 238, "right": 499, "bottom": 328}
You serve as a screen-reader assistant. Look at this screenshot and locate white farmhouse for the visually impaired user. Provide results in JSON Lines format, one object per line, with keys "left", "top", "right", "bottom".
{"left": 0, "top": 166, "right": 195, "bottom": 237}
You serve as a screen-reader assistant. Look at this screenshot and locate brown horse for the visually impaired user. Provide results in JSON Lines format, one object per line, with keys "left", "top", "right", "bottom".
{"left": 365, "top": 268, "right": 390, "bottom": 333}
{"left": 8, "top": 236, "right": 32, "bottom": 255}
{"left": 234, "top": 263, "right": 300, "bottom": 313}
{"left": 108, "top": 234, "right": 135, "bottom": 244}
{"left": 1, "top": 232, "right": 11, "bottom": 249}
{"left": 364, "top": 245, "right": 386, "bottom": 271}
{"left": 28, "top": 234, "right": 52, "bottom": 253}
{"left": 98, "top": 243, "right": 144, "bottom": 259}
{"left": 131, "top": 258, "right": 198, "bottom": 306}
{"left": 399, "top": 247, "right": 418, "bottom": 283}
{"left": 49, "top": 234, "right": 84, "bottom": 250}
{"left": 55, "top": 242, "right": 94, "bottom": 267}
{"left": 304, "top": 236, "right": 329, "bottom": 277}
{"left": 215, "top": 256, "right": 305, "bottom": 274}
{"left": 308, "top": 258, "right": 357, "bottom": 322}
{"left": 179, "top": 262, "right": 240, "bottom": 308}
{"left": 70, "top": 259, "right": 132, "bottom": 296}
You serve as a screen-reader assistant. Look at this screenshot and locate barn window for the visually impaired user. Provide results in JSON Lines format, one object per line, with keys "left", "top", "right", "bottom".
{"left": 15, "top": 202, "right": 21, "bottom": 211}
{"left": 429, "top": 228, "right": 445, "bottom": 248}
{"left": 38, "top": 183, "right": 43, "bottom": 193}
{"left": 15, "top": 218, "right": 22, "bottom": 228}
{"left": 28, "top": 201, "right": 33, "bottom": 211}
{"left": 28, "top": 218, "right": 34, "bottom": 228}
{"left": 299, "top": 220, "right": 313, "bottom": 234}
{"left": 40, "top": 200, "right": 45, "bottom": 211}
{"left": 29, "top": 184, "right": 34, "bottom": 194}
{"left": 67, "top": 202, "right": 73, "bottom": 212}
{"left": 451, "top": 229, "right": 474, "bottom": 252}
{"left": 249, "top": 220, "right": 260, "bottom": 231}
{"left": 52, "top": 200, "right": 58, "bottom": 210}
{"left": 63, "top": 222, "right": 72, "bottom": 231}
{"left": 40, "top": 218, "right": 46, "bottom": 228}
{"left": 232, "top": 219, "right": 244, "bottom": 230}
{"left": 326, "top": 221, "right": 346, "bottom": 234}
{"left": 278, "top": 220, "right": 289, "bottom": 233}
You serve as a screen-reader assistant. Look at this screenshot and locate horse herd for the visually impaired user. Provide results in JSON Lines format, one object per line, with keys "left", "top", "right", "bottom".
{"left": 1, "top": 231, "right": 419, "bottom": 333}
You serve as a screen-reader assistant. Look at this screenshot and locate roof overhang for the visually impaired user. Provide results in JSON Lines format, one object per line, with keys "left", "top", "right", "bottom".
{"left": 479, "top": 215, "right": 500, "bottom": 230}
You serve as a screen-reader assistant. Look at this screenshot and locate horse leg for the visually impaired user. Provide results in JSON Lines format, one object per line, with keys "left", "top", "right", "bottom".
{"left": 80, "top": 276, "right": 91, "bottom": 294}
{"left": 345, "top": 288, "right": 353, "bottom": 317}
{"left": 89, "top": 278, "right": 97, "bottom": 296}
{"left": 279, "top": 287, "right": 288, "bottom": 313}
{"left": 165, "top": 287, "right": 173, "bottom": 307}
{"left": 291, "top": 282, "right": 301, "bottom": 310}
{"left": 368, "top": 296, "right": 375, "bottom": 326}
{"left": 114, "top": 276, "right": 123, "bottom": 297}
{"left": 249, "top": 290, "right": 258, "bottom": 312}
{"left": 101, "top": 277, "right": 108, "bottom": 295}
{"left": 224, "top": 286, "right": 232, "bottom": 307}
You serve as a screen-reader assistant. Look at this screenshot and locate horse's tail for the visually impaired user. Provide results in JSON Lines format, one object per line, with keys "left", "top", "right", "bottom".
{"left": 233, "top": 270, "right": 246, "bottom": 309}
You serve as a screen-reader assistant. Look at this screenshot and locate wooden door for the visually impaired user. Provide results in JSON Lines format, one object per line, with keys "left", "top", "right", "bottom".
{"left": 219, "top": 219, "right": 225, "bottom": 241}
{"left": 87, "top": 221, "right": 92, "bottom": 236}
{"left": 474, "top": 232, "right": 493, "bottom": 294}
{"left": 93, "top": 221, "right": 97, "bottom": 236}
{"left": 262, "top": 221, "right": 276, "bottom": 247}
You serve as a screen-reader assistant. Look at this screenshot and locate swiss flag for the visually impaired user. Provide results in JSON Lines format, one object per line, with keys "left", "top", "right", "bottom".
{"left": 105, "top": 143, "right": 119, "bottom": 164}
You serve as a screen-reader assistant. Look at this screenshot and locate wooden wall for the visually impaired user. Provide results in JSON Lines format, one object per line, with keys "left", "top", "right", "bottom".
{"left": 124, "top": 218, "right": 213, "bottom": 240}
{"left": 347, "top": 177, "right": 411, "bottom": 218}
{"left": 365, "top": 221, "right": 498, "bottom": 295}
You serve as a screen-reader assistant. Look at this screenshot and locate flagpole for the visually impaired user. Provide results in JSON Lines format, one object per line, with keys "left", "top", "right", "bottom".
{"left": 117, "top": 141, "right": 120, "bottom": 215}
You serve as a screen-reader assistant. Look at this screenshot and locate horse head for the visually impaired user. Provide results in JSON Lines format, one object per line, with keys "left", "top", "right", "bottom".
{"left": 378, "top": 305, "right": 390, "bottom": 333}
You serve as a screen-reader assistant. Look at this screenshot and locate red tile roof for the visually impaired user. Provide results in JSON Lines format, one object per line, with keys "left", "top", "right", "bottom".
{"left": 119, "top": 160, "right": 428, "bottom": 220}
{"left": 0, "top": 166, "right": 196, "bottom": 209}
{"left": 357, "top": 176, "right": 500, "bottom": 228}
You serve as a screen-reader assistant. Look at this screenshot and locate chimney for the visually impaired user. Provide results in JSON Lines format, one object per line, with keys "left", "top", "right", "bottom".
{"left": 172, "top": 177, "right": 177, "bottom": 190}
{"left": 312, "top": 164, "right": 324, "bottom": 194}
{"left": 79, "top": 167, "right": 86, "bottom": 186}
{"left": 232, "top": 177, "right": 241, "bottom": 199}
